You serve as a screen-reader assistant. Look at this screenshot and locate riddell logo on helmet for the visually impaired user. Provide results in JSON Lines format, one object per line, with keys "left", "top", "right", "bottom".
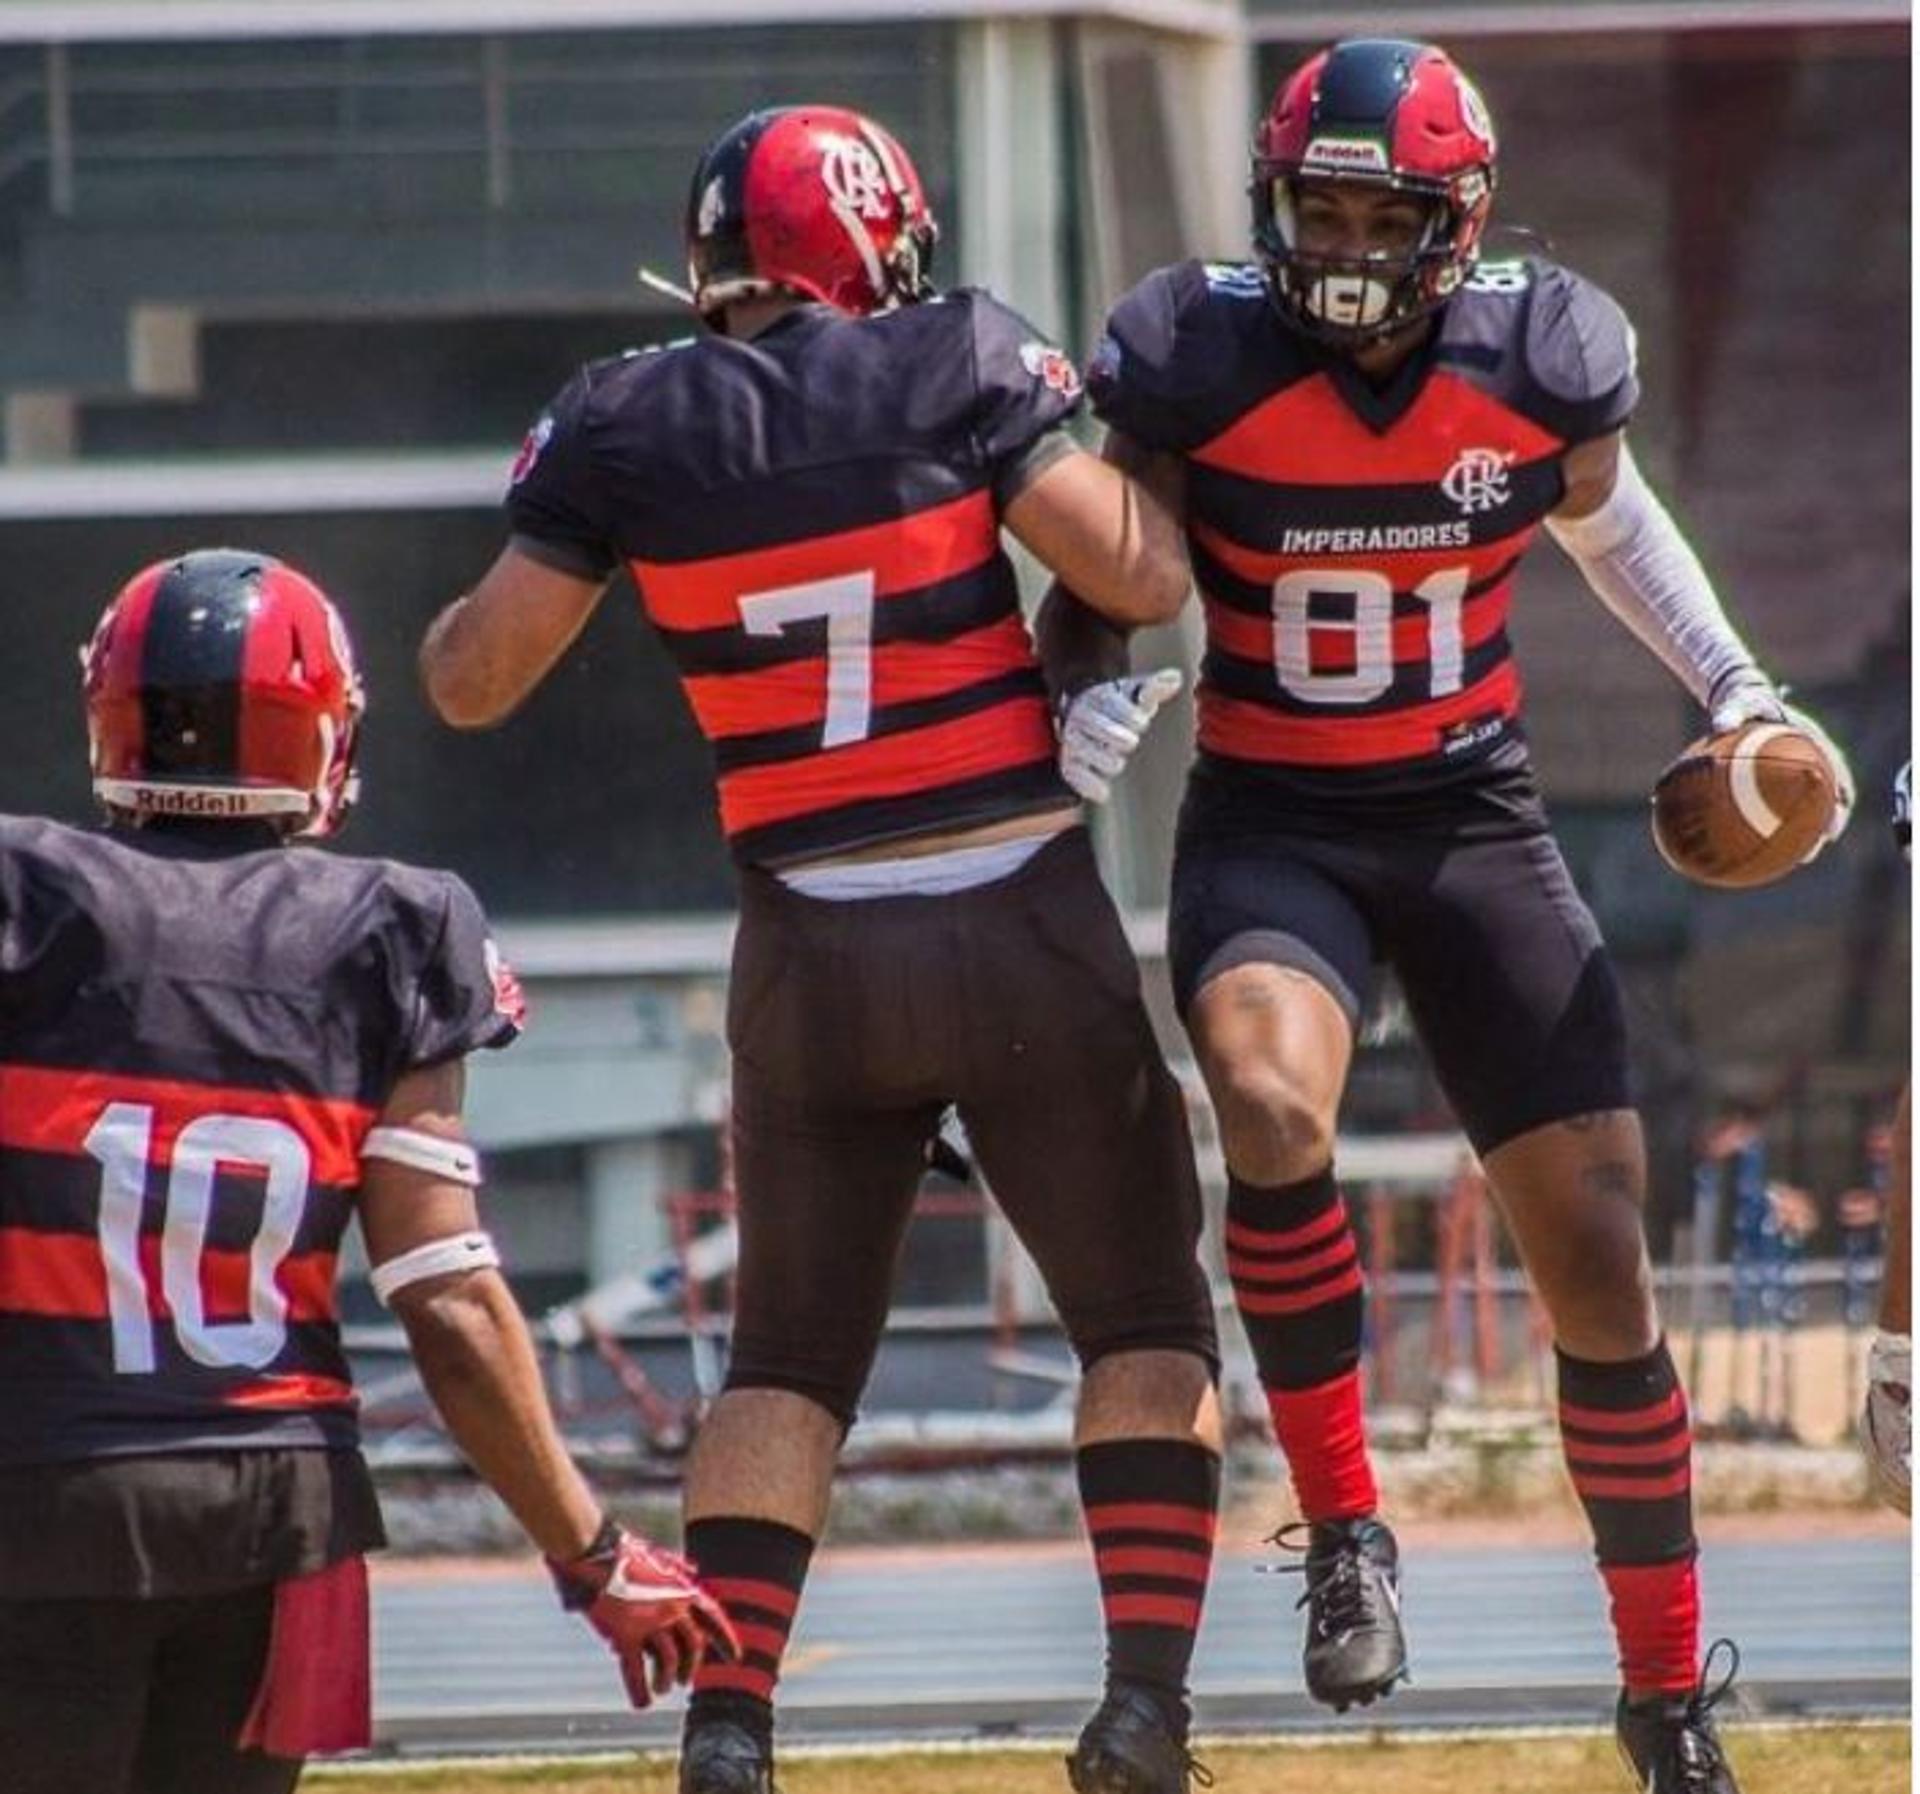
{"left": 1302, "top": 137, "right": 1390, "bottom": 174}
{"left": 129, "top": 787, "right": 255, "bottom": 816}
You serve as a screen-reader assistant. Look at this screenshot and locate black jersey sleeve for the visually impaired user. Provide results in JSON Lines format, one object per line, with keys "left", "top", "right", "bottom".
{"left": 504, "top": 368, "right": 619, "bottom": 580}
{"left": 0, "top": 822, "right": 70, "bottom": 1026}
{"left": 1522, "top": 263, "right": 1641, "bottom": 444}
{"left": 392, "top": 872, "right": 524, "bottom": 1077}
{"left": 967, "top": 290, "right": 1084, "bottom": 500}
{"left": 0, "top": 828, "right": 26, "bottom": 1013}
{"left": 1083, "top": 261, "right": 1215, "bottom": 452}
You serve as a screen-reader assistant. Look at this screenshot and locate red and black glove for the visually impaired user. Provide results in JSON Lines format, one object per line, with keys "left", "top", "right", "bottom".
{"left": 548, "top": 1519, "right": 739, "bottom": 1707}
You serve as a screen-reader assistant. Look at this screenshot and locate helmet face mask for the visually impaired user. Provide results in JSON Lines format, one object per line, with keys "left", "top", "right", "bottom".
{"left": 1261, "top": 174, "right": 1455, "bottom": 338}
{"left": 685, "top": 106, "right": 939, "bottom": 326}
{"left": 81, "top": 549, "right": 365, "bottom": 840}
{"left": 1251, "top": 38, "right": 1497, "bottom": 347}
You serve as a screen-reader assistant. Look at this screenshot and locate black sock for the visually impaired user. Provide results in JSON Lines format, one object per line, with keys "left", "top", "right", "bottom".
{"left": 1077, "top": 1438, "right": 1221, "bottom": 1734}
{"left": 684, "top": 1516, "right": 816, "bottom": 1736}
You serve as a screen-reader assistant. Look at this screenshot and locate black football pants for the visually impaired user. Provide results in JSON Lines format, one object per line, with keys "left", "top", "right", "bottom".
{"left": 0, "top": 1584, "right": 301, "bottom": 1794}
{"left": 723, "top": 827, "right": 1219, "bottom": 1424}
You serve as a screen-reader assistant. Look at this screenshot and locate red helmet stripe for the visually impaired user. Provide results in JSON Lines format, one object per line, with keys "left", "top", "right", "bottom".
{"left": 83, "top": 559, "right": 167, "bottom": 787}
{"left": 238, "top": 564, "right": 328, "bottom": 803}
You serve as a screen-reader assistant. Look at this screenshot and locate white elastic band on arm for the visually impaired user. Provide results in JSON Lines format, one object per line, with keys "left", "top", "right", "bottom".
{"left": 1543, "top": 443, "right": 1758, "bottom": 708}
{"left": 369, "top": 1232, "right": 501, "bottom": 1306}
{"left": 362, "top": 1126, "right": 482, "bottom": 1186}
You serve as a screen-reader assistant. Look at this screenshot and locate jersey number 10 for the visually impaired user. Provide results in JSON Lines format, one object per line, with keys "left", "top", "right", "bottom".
{"left": 85, "top": 1103, "right": 310, "bottom": 1374}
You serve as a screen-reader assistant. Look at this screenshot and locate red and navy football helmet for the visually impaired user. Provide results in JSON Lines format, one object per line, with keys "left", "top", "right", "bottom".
{"left": 1252, "top": 38, "right": 1497, "bottom": 343}
{"left": 81, "top": 548, "right": 364, "bottom": 838}
{"left": 685, "top": 105, "right": 938, "bottom": 325}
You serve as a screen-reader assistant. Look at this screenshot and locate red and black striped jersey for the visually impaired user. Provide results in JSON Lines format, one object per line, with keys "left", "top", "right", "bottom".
{"left": 1088, "top": 256, "right": 1637, "bottom": 805}
{"left": 506, "top": 290, "right": 1081, "bottom": 866}
{"left": 0, "top": 818, "right": 520, "bottom": 1466}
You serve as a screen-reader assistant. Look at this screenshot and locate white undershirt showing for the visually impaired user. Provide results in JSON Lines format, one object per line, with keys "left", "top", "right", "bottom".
{"left": 776, "top": 828, "right": 1067, "bottom": 900}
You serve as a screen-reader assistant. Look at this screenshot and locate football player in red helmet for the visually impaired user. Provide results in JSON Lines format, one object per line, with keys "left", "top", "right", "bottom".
{"left": 1040, "top": 38, "right": 1855, "bottom": 1794}
{"left": 685, "top": 105, "right": 936, "bottom": 324}
{"left": 80, "top": 548, "right": 366, "bottom": 838}
{"left": 0, "top": 550, "right": 732, "bottom": 1794}
{"left": 1251, "top": 37, "right": 1496, "bottom": 345}
{"left": 425, "top": 105, "right": 1224, "bottom": 1794}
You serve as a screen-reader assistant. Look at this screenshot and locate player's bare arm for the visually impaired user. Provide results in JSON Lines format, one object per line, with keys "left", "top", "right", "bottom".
{"left": 419, "top": 545, "right": 609, "bottom": 728}
{"left": 1006, "top": 428, "right": 1190, "bottom": 629}
{"left": 1031, "top": 429, "right": 1191, "bottom": 803}
{"left": 361, "top": 1059, "right": 602, "bottom": 1561}
{"left": 363, "top": 1058, "right": 737, "bottom": 1702}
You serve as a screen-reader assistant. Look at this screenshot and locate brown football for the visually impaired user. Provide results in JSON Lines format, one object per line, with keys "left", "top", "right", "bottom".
{"left": 1651, "top": 722, "right": 1838, "bottom": 889}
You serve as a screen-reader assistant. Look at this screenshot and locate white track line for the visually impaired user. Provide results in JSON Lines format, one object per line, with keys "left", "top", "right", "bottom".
{"left": 311, "top": 1714, "right": 1911, "bottom": 1777}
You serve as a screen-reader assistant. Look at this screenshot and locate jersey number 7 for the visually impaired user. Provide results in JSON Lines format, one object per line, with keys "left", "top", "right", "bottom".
{"left": 739, "top": 572, "right": 877, "bottom": 748}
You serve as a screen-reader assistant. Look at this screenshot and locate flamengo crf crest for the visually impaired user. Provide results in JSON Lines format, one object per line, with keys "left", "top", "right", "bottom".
{"left": 820, "top": 135, "right": 892, "bottom": 220}
{"left": 1441, "top": 446, "right": 1515, "bottom": 515}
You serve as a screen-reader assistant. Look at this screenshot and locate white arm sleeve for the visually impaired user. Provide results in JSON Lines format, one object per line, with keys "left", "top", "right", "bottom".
{"left": 1543, "top": 443, "right": 1761, "bottom": 709}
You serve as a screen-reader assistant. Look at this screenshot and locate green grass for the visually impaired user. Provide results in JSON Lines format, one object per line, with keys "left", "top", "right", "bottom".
{"left": 309, "top": 1723, "right": 1909, "bottom": 1793}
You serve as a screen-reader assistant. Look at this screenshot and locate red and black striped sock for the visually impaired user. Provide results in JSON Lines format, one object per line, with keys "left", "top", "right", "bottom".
{"left": 1227, "top": 1169, "right": 1378, "bottom": 1522}
{"left": 1078, "top": 1438, "right": 1220, "bottom": 1729}
{"left": 1557, "top": 1339, "right": 1701, "bottom": 1696}
{"left": 685, "top": 1516, "right": 815, "bottom": 1734}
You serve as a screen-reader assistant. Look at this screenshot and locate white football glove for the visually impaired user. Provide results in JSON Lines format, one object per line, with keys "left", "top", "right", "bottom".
{"left": 1861, "top": 1330, "right": 1911, "bottom": 1517}
{"left": 1058, "top": 669, "right": 1183, "bottom": 805}
{"left": 1708, "top": 674, "right": 1853, "bottom": 857}
{"left": 1708, "top": 669, "right": 1787, "bottom": 734}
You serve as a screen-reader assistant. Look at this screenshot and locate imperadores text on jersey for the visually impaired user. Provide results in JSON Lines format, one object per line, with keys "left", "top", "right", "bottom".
{"left": 1279, "top": 522, "right": 1473, "bottom": 555}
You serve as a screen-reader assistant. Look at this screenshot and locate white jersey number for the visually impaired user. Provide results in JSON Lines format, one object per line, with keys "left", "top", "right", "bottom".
{"left": 739, "top": 572, "right": 878, "bottom": 749}
{"left": 1271, "top": 566, "right": 1470, "bottom": 706}
{"left": 85, "top": 1103, "right": 311, "bottom": 1374}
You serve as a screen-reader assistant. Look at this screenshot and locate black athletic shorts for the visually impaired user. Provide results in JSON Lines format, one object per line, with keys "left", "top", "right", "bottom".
{"left": 0, "top": 1449, "right": 383, "bottom": 1793}
{"left": 725, "top": 828, "right": 1218, "bottom": 1423}
{"left": 1168, "top": 768, "right": 1631, "bottom": 1155}
{"left": 0, "top": 1584, "right": 298, "bottom": 1794}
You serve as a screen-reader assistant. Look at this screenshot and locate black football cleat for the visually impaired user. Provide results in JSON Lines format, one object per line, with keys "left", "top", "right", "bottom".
{"left": 679, "top": 1717, "right": 776, "bottom": 1794}
{"left": 1066, "top": 1685, "right": 1213, "bottom": 1794}
{"left": 1272, "top": 1517, "right": 1410, "bottom": 1712}
{"left": 1615, "top": 1641, "right": 1744, "bottom": 1793}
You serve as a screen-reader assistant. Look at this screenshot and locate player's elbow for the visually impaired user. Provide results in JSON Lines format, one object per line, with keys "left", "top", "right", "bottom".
{"left": 395, "top": 1270, "right": 513, "bottom": 1384}
{"left": 419, "top": 632, "right": 512, "bottom": 730}
{"left": 1084, "top": 550, "right": 1189, "bottom": 629}
{"left": 425, "top": 679, "right": 508, "bottom": 731}
{"left": 1123, "top": 549, "right": 1193, "bottom": 628}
